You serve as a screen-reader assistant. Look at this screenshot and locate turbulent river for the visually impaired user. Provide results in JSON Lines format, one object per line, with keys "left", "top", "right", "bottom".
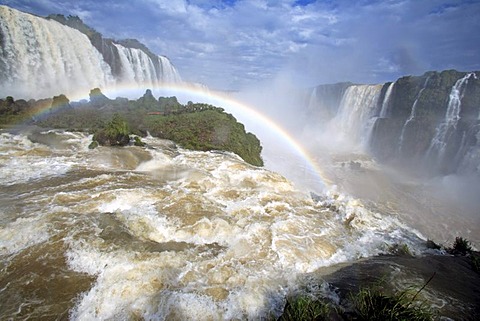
{"left": 0, "top": 128, "right": 477, "bottom": 320}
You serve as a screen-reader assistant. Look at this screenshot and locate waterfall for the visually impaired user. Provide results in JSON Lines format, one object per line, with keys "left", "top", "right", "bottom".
{"left": 96, "top": 44, "right": 181, "bottom": 87}
{"left": 0, "top": 6, "right": 182, "bottom": 99}
{"left": 307, "top": 87, "right": 318, "bottom": 111}
{"left": 398, "top": 76, "right": 431, "bottom": 153}
{"left": 0, "top": 5, "right": 114, "bottom": 98}
{"left": 158, "top": 56, "right": 182, "bottom": 83}
{"left": 113, "top": 43, "right": 160, "bottom": 87}
{"left": 334, "top": 84, "right": 382, "bottom": 146}
{"left": 426, "top": 73, "right": 475, "bottom": 158}
{"left": 379, "top": 82, "right": 395, "bottom": 118}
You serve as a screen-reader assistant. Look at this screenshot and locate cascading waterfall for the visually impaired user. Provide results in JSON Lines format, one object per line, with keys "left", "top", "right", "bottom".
{"left": 398, "top": 76, "right": 431, "bottom": 153}
{"left": 307, "top": 86, "right": 318, "bottom": 111}
{"left": 0, "top": 5, "right": 114, "bottom": 98}
{"left": 305, "top": 71, "right": 479, "bottom": 175}
{"left": 0, "top": 6, "right": 182, "bottom": 99}
{"left": 426, "top": 73, "right": 475, "bottom": 159}
{"left": 113, "top": 43, "right": 160, "bottom": 87}
{"left": 379, "top": 82, "right": 395, "bottom": 118}
{"left": 334, "top": 84, "right": 382, "bottom": 146}
{"left": 158, "top": 55, "right": 182, "bottom": 83}
{"left": 112, "top": 44, "right": 181, "bottom": 87}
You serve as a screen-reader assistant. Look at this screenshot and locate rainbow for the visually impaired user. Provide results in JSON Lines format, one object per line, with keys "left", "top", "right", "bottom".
{"left": 16, "top": 83, "right": 332, "bottom": 190}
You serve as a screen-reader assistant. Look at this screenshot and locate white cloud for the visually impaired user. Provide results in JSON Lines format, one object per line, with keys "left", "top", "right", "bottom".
{"left": 147, "top": 0, "right": 187, "bottom": 14}
{"left": 2, "top": 0, "right": 479, "bottom": 89}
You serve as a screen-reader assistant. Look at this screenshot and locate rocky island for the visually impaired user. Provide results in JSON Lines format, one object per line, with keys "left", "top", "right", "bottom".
{"left": 0, "top": 88, "right": 264, "bottom": 167}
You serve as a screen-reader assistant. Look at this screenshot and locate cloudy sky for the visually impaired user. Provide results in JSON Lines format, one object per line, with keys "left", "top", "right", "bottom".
{"left": 2, "top": 0, "right": 479, "bottom": 90}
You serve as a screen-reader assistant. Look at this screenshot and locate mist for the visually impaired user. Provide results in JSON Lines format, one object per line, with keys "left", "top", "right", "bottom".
{"left": 1, "top": 0, "right": 479, "bottom": 247}
{"left": 227, "top": 70, "right": 480, "bottom": 248}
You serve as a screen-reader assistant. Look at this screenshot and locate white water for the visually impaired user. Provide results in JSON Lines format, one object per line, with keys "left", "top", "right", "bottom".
{"left": 333, "top": 84, "right": 382, "bottom": 147}
{"left": 114, "top": 43, "right": 160, "bottom": 87}
{"left": 0, "top": 129, "right": 431, "bottom": 320}
{"left": 113, "top": 44, "right": 181, "bottom": 87}
{"left": 0, "top": 5, "right": 114, "bottom": 98}
{"left": 158, "top": 55, "right": 182, "bottom": 83}
{"left": 0, "top": 6, "right": 182, "bottom": 99}
{"left": 427, "top": 73, "right": 475, "bottom": 158}
{"left": 379, "top": 81, "right": 395, "bottom": 118}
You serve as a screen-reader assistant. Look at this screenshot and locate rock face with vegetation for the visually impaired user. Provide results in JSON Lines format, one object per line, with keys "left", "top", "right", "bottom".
{"left": 308, "top": 69, "right": 480, "bottom": 176}
{"left": 278, "top": 238, "right": 480, "bottom": 320}
{"left": 0, "top": 89, "right": 263, "bottom": 166}
{"left": 91, "top": 114, "right": 130, "bottom": 147}
{"left": 147, "top": 108, "right": 263, "bottom": 166}
{"left": 370, "top": 70, "right": 480, "bottom": 175}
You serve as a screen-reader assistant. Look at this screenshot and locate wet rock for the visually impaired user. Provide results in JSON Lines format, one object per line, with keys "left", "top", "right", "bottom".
{"left": 320, "top": 253, "right": 480, "bottom": 320}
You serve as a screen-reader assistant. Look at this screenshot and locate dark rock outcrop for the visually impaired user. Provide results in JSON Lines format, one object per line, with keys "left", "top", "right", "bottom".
{"left": 89, "top": 88, "right": 111, "bottom": 107}
{"left": 307, "top": 70, "right": 480, "bottom": 176}
{"left": 370, "top": 70, "right": 480, "bottom": 175}
{"left": 319, "top": 253, "right": 480, "bottom": 320}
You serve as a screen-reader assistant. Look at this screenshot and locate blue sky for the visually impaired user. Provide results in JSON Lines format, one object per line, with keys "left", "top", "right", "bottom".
{"left": 2, "top": 0, "right": 479, "bottom": 90}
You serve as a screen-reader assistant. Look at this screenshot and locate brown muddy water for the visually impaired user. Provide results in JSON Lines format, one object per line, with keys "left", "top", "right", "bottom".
{"left": 0, "top": 128, "right": 473, "bottom": 320}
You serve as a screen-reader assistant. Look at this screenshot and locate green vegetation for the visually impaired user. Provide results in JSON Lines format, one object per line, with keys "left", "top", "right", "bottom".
{"left": 0, "top": 89, "right": 263, "bottom": 166}
{"left": 277, "top": 285, "right": 434, "bottom": 321}
{"left": 92, "top": 113, "right": 130, "bottom": 147}
{"left": 351, "top": 287, "right": 433, "bottom": 321}
{"left": 278, "top": 296, "right": 334, "bottom": 321}
{"left": 147, "top": 109, "right": 263, "bottom": 166}
{"left": 449, "top": 237, "right": 472, "bottom": 255}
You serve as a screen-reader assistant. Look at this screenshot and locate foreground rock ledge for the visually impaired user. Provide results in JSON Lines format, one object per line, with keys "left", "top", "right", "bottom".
{"left": 314, "top": 253, "right": 480, "bottom": 320}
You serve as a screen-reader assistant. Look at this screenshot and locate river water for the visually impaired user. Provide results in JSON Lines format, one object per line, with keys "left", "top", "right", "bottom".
{"left": 0, "top": 128, "right": 476, "bottom": 320}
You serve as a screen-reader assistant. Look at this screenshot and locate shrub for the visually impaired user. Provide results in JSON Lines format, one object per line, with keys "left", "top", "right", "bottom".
{"left": 92, "top": 113, "right": 130, "bottom": 146}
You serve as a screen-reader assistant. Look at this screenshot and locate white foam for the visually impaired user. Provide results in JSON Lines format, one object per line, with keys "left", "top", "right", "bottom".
{"left": 0, "top": 216, "right": 50, "bottom": 256}
{"left": 0, "top": 131, "right": 432, "bottom": 319}
{"left": 135, "top": 149, "right": 174, "bottom": 172}
{"left": 0, "top": 156, "right": 74, "bottom": 185}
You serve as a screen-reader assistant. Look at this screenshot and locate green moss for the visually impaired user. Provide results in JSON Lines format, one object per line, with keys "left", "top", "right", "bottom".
{"left": 88, "top": 141, "right": 99, "bottom": 149}
{"left": 133, "top": 136, "right": 146, "bottom": 147}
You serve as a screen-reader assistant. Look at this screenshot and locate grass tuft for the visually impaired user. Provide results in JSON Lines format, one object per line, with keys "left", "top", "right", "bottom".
{"left": 278, "top": 296, "right": 334, "bottom": 321}
{"left": 352, "top": 287, "right": 433, "bottom": 321}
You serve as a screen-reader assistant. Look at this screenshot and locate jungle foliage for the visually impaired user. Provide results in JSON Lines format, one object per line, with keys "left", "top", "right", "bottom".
{"left": 0, "top": 88, "right": 263, "bottom": 166}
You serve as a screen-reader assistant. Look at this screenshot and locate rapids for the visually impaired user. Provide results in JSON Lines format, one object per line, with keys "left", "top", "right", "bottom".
{"left": 0, "top": 128, "right": 428, "bottom": 320}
